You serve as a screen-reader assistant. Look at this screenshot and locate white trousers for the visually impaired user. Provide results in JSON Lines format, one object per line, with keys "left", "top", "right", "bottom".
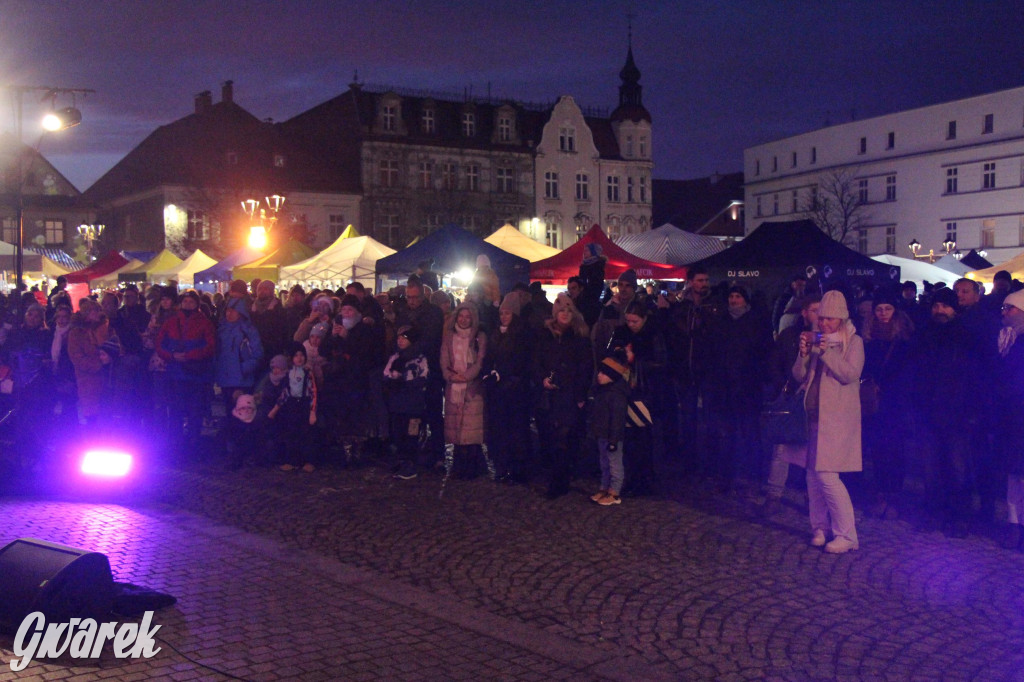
{"left": 806, "top": 423, "right": 858, "bottom": 544}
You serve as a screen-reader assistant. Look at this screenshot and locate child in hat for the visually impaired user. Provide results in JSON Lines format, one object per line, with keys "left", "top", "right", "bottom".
{"left": 589, "top": 342, "right": 631, "bottom": 505}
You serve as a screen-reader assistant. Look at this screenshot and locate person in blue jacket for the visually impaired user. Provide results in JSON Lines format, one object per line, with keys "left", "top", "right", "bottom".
{"left": 215, "top": 296, "right": 264, "bottom": 406}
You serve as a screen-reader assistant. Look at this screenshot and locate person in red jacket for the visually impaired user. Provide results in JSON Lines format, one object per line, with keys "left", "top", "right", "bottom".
{"left": 156, "top": 289, "right": 215, "bottom": 458}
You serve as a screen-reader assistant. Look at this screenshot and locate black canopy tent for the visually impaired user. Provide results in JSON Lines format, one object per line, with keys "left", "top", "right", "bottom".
{"left": 375, "top": 224, "right": 530, "bottom": 294}
{"left": 687, "top": 219, "right": 901, "bottom": 295}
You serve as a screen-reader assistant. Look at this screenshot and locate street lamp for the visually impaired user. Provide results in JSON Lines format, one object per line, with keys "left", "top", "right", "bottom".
{"left": 942, "top": 238, "right": 956, "bottom": 254}
{"left": 908, "top": 239, "right": 921, "bottom": 257}
{"left": 241, "top": 195, "right": 285, "bottom": 250}
{"left": 7, "top": 85, "right": 94, "bottom": 300}
{"left": 77, "top": 223, "right": 104, "bottom": 261}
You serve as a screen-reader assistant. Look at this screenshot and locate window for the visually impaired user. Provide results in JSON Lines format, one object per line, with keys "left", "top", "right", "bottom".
{"left": 422, "top": 109, "right": 435, "bottom": 134}
{"left": 575, "top": 173, "right": 589, "bottom": 201}
{"left": 756, "top": 196, "right": 762, "bottom": 217}
{"left": 791, "top": 190, "right": 798, "bottom": 213}
{"left": 441, "top": 162, "right": 457, "bottom": 190}
{"left": 496, "top": 167, "right": 514, "bottom": 193}
{"left": 380, "top": 214, "right": 400, "bottom": 246}
{"left": 885, "top": 175, "right": 897, "bottom": 201}
{"left": 225, "top": 151, "right": 237, "bottom": 165}
{"left": 545, "top": 217, "right": 559, "bottom": 248}
{"left": 772, "top": 193, "right": 779, "bottom": 215}
{"left": 606, "top": 176, "right": 620, "bottom": 202}
{"left": 857, "top": 229, "right": 868, "bottom": 254}
{"left": 418, "top": 161, "right": 433, "bottom": 190}
{"left": 273, "top": 154, "right": 285, "bottom": 168}
{"left": 639, "top": 136, "right": 647, "bottom": 158}
{"left": 886, "top": 226, "right": 896, "bottom": 254}
{"left": 772, "top": 156, "right": 778, "bottom": 172}
{"left": 44, "top": 219, "right": 65, "bottom": 245}
{"left": 887, "top": 132, "right": 895, "bottom": 149}
{"left": 981, "top": 219, "right": 996, "bottom": 248}
{"left": 810, "top": 146, "right": 817, "bottom": 164}
{"left": 626, "top": 136, "right": 633, "bottom": 157}
{"left": 465, "top": 164, "right": 480, "bottom": 191}
{"left": 983, "top": 162, "right": 996, "bottom": 189}
{"left": 858, "top": 179, "right": 868, "bottom": 204}
{"left": 858, "top": 137, "right": 867, "bottom": 154}
{"left": 424, "top": 213, "right": 442, "bottom": 234}
{"left": 945, "top": 222, "right": 957, "bottom": 245}
{"left": 559, "top": 127, "right": 575, "bottom": 152}
{"left": 497, "top": 116, "right": 512, "bottom": 142}
{"left": 186, "top": 211, "right": 208, "bottom": 241}
{"left": 328, "top": 214, "right": 347, "bottom": 240}
{"left": 382, "top": 105, "right": 397, "bottom": 132}
{"left": 810, "top": 186, "right": 818, "bottom": 209}
{"left": 627, "top": 177, "right": 635, "bottom": 202}
{"left": 946, "top": 167, "right": 958, "bottom": 194}
{"left": 462, "top": 112, "right": 475, "bottom": 137}
{"left": 791, "top": 151, "right": 798, "bottom": 168}
{"left": 1, "top": 217, "right": 15, "bottom": 243}
{"left": 755, "top": 159, "right": 761, "bottom": 176}
{"left": 379, "top": 159, "right": 399, "bottom": 187}
{"left": 639, "top": 176, "right": 647, "bottom": 203}
{"left": 983, "top": 113, "right": 994, "bottom": 134}
{"left": 947, "top": 120, "right": 957, "bottom": 140}
{"left": 544, "top": 171, "right": 559, "bottom": 199}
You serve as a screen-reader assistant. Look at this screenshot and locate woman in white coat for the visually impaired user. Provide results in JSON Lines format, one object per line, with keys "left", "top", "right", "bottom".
{"left": 793, "top": 290, "right": 864, "bottom": 554}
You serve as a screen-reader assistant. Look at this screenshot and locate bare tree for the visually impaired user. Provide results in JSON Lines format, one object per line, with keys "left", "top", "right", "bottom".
{"left": 802, "top": 167, "right": 869, "bottom": 245}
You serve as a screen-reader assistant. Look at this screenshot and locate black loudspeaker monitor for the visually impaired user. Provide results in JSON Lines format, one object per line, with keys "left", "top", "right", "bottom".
{"left": 0, "top": 538, "right": 114, "bottom": 635}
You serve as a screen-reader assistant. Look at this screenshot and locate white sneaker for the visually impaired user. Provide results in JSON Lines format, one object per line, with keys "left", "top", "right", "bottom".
{"left": 824, "top": 537, "right": 859, "bottom": 554}
{"left": 810, "top": 529, "right": 827, "bottom": 547}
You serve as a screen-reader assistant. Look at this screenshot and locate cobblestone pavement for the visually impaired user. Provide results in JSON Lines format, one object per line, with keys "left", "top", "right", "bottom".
{"left": 3, "top": 457, "right": 1024, "bottom": 680}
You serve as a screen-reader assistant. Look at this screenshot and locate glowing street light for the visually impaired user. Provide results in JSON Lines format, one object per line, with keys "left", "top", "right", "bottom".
{"left": 942, "top": 238, "right": 956, "bottom": 254}
{"left": 42, "top": 106, "right": 83, "bottom": 132}
{"left": 77, "top": 222, "right": 104, "bottom": 260}
{"left": 908, "top": 238, "right": 921, "bottom": 257}
{"left": 241, "top": 195, "right": 285, "bottom": 250}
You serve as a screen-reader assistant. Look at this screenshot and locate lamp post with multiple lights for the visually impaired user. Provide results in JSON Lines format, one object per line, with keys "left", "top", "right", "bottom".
{"left": 241, "top": 194, "right": 285, "bottom": 250}
{"left": 77, "top": 222, "right": 105, "bottom": 261}
{"left": 7, "top": 85, "right": 94, "bottom": 298}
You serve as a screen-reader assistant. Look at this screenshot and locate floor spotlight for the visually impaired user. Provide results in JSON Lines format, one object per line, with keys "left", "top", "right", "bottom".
{"left": 80, "top": 449, "right": 133, "bottom": 478}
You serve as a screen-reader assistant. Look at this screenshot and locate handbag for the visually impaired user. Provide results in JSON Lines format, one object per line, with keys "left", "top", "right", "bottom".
{"left": 761, "top": 385, "right": 807, "bottom": 445}
{"left": 860, "top": 341, "right": 893, "bottom": 416}
{"left": 625, "top": 360, "right": 652, "bottom": 428}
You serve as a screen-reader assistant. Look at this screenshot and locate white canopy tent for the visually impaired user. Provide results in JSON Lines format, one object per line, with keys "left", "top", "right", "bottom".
{"left": 279, "top": 235, "right": 396, "bottom": 290}
{"left": 150, "top": 249, "right": 218, "bottom": 287}
{"left": 613, "top": 223, "right": 724, "bottom": 265}
{"left": 932, "top": 254, "right": 973, "bottom": 276}
{"left": 91, "top": 259, "right": 145, "bottom": 288}
{"left": 872, "top": 254, "right": 960, "bottom": 289}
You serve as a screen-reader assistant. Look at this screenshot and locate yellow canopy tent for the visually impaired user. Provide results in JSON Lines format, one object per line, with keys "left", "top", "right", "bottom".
{"left": 233, "top": 239, "right": 317, "bottom": 284}
{"left": 967, "top": 252, "right": 1024, "bottom": 283}
{"left": 119, "top": 249, "right": 183, "bottom": 283}
{"left": 150, "top": 249, "right": 218, "bottom": 286}
{"left": 484, "top": 224, "right": 561, "bottom": 262}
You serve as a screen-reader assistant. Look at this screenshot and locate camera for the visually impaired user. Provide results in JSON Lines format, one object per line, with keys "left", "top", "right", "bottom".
{"left": 813, "top": 332, "right": 825, "bottom": 345}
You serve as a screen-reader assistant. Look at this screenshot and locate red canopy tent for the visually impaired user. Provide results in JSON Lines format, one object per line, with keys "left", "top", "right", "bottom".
{"left": 530, "top": 225, "right": 687, "bottom": 283}
{"left": 65, "top": 251, "right": 130, "bottom": 284}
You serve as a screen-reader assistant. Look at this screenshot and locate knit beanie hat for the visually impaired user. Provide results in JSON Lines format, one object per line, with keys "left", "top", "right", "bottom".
{"left": 269, "top": 354, "right": 289, "bottom": 370}
{"left": 232, "top": 394, "right": 257, "bottom": 424}
{"left": 1004, "top": 289, "right": 1024, "bottom": 312}
{"left": 819, "top": 290, "right": 849, "bottom": 319}
{"left": 498, "top": 292, "right": 522, "bottom": 317}
{"left": 339, "top": 294, "right": 361, "bottom": 311}
{"left": 872, "top": 290, "right": 899, "bottom": 309}
{"left": 552, "top": 292, "right": 576, "bottom": 317}
{"left": 931, "top": 287, "right": 958, "bottom": 310}
{"left": 229, "top": 279, "right": 248, "bottom": 296}
{"left": 582, "top": 243, "right": 605, "bottom": 266}
{"left": 397, "top": 325, "right": 419, "bottom": 343}
{"left": 227, "top": 295, "right": 250, "bottom": 319}
{"left": 618, "top": 269, "right": 639, "bottom": 287}
{"left": 180, "top": 289, "right": 201, "bottom": 306}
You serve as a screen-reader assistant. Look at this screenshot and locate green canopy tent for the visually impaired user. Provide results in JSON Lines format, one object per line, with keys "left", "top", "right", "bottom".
{"left": 232, "top": 239, "right": 317, "bottom": 284}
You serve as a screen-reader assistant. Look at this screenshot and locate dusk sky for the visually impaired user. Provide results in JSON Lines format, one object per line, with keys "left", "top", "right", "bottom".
{"left": 4, "top": 0, "right": 1024, "bottom": 192}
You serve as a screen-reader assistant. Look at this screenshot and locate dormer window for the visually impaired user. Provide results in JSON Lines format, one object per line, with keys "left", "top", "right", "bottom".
{"left": 422, "top": 108, "right": 435, "bottom": 134}
{"left": 559, "top": 127, "right": 576, "bottom": 152}
{"left": 498, "top": 115, "right": 512, "bottom": 142}
{"left": 382, "top": 105, "right": 397, "bottom": 132}
{"left": 226, "top": 151, "right": 238, "bottom": 165}
{"left": 462, "top": 112, "right": 476, "bottom": 137}
{"left": 273, "top": 154, "right": 285, "bottom": 168}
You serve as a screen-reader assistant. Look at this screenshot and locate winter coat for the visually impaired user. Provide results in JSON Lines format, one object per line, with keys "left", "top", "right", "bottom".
{"left": 589, "top": 376, "right": 629, "bottom": 443}
{"left": 215, "top": 317, "right": 264, "bottom": 388}
{"left": 532, "top": 320, "right": 593, "bottom": 428}
{"left": 250, "top": 297, "right": 290, "bottom": 360}
{"left": 156, "top": 310, "right": 216, "bottom": 382}
{"left": 996, "top": 332, "right": 1024, "bottom": 475}
{"left": 793, "top": 329, "right": 864, "bottom": 472}
{"left": 441, "top": 305, "right": 487, "bottom": 445}
{"left": 383, "top": 349, "right": 429, "bottom": 416}
{"left": 67, "top": 316, "right": 120, "bottom": 419}
{"left": 706, "top": 307, "right": 772, "bottom": 415}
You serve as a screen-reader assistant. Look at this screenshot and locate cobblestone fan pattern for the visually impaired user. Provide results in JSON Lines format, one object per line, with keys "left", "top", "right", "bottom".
{"left": 0, "top": 500, "right": 668, "bottom": 681}
{"left": 2, "top": 463, "right": 1024, "bottom": 680}
{"left": 156, "top": 466, "right": 1024, "bottom": 681}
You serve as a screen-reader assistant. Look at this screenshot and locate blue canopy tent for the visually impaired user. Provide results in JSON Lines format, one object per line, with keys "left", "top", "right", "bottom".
{"left": 193, "top": 246, "right": 263, "bottom": 286}
{"left": 375, "top": 224, "right": 530, "bottom": 294}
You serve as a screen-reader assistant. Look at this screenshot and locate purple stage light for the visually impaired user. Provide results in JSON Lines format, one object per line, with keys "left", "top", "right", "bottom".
{"left": 80, "top": 449, "right": 133, "bottom": 477}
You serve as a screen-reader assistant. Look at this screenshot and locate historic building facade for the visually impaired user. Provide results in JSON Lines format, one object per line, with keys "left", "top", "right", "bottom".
{"left": 744, "top": 85, "right": 1024, "bottom": 263}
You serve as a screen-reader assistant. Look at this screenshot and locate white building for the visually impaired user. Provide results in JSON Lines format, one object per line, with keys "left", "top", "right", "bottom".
{"left": 744, "top": 85, "right": 1024, "bottom": 263}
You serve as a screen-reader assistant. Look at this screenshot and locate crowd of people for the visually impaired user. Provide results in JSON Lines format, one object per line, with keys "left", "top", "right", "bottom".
{"left": 2, "top": 251, "right": 1024, "bottom": 555}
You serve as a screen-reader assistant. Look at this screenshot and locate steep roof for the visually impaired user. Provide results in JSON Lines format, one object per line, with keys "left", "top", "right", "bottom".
{"left": 84, "top": 99, "right": 355, "bottom": 203}
{"left": 652, "top": 172, "right": 744, "bottom": 233}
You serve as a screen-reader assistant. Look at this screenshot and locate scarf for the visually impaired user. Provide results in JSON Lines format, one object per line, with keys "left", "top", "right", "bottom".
{"left": 449, "top": 325, "right": 474, "bottom": 405}
{"left": 288, "top": 365, "right": 307, "bottom": 397}
{"left": 51, "top": 323, "right": 70, "bottom": 367}
{"left": 998, "top": 325, "right": 1024, "bottom": 358}
{"left": 728, "top": 303, "right": 750, "bottom": 320}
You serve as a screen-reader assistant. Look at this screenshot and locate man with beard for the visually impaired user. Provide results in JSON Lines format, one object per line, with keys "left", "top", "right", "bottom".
{"left": 251, "top": 279, "right": 289, "bottom": 374}
{"left": 909, "top": 287, "right": 981, "bottom": 537}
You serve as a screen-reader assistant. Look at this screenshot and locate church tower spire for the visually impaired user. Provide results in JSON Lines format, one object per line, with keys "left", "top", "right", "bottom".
{"left": 611, "top": 17, "right": 651, "bottom": 123}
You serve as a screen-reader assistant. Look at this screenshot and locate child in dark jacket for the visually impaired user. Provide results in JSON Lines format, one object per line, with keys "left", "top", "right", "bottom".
{"left": 223, "top": 393, "right": 261, "bottom": 469}
{"left": 267, "top": 343, "right": 318, "bottom": 472}
{"left": 384, "top": 326, "right": 429, "bottom": 480}
{"left": 589, "top": 344, "right": 630, "bottom": 505}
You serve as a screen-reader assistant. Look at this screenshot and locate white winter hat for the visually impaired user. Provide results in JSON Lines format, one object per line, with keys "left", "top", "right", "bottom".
{"left": 819, "top": 290, "right": 849, "bottom": 319}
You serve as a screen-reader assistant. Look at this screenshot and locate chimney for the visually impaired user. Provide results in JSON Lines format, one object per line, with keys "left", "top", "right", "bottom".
{"left": 195, "top": 90, "right": 212, "bottom": 114}
{"left": 222, "top": 80, "right": 234, "bottom": 104}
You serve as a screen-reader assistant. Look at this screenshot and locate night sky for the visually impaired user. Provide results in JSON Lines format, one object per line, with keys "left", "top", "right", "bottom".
{"left": 4, "top": 0, "right": 1024, "bottom": 192}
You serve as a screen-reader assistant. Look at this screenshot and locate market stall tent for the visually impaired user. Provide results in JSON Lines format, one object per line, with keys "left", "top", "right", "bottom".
{"left": 65, "top": 251, "right": 130, "bottom": 284}
{"left": 0, "top": 240, "right": 42, "bottom": 272}
{"left": 530, "top": 225, "right": 687, "bottom": 284}
{"left": 483, "top": 224, "right": 561, "bottom": 262}
{"left": 872, "top": 255, "right": 960, "bottom": 290}
{"left": 232, "top": 239, "right": 316, "bottom": 284}
{"left": 376, "top": 224, "right": 530, "bottom": 293}
{"left": 967, "top": 251, "right": 1024, "bottom": 283}
{"left": 932, "top": 254, "right": 973, "bottom": 276}
{"left": 613, "top": 223, "right": 724, "bottom": 265}
{"left": 91, "top": 259, "right": 145, "bottom": 288}
{"left": 280, "top": 235, "right": 395, "bottom": 290}
{"left": 193, "top": 246, "right": 263, "bottom": 284}
{"left": 150, "top": 249, "right": 218, "bottom": 286}
{"left": 119, "top": 249, "right": 183, "bottom": 284}
{"left": 686, "top": 219, "right": 900, "bottom": 295}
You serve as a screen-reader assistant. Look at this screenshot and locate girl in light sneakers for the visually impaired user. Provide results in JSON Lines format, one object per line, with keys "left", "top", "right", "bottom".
{"left": 589, "top": 342, "right": 630, "bottom": 506}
